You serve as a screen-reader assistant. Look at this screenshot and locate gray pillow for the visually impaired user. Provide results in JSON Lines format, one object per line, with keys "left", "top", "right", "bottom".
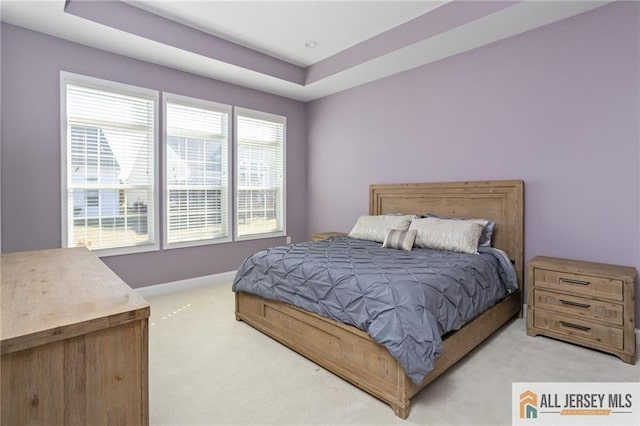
{"left": 382, "top": 229, "right": 417, "bottom": 251}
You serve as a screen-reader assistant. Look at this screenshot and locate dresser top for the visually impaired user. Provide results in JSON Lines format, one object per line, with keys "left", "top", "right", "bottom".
{"left": 528, "top": 256, "right": 637, "bottom": 281}
{"left": 1, "top": 247, "right": 149, "bottom": 354}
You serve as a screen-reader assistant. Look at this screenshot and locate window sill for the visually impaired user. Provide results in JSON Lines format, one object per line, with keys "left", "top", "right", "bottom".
{"left": 81, "top": 242, "right": 160, "bottom": 258}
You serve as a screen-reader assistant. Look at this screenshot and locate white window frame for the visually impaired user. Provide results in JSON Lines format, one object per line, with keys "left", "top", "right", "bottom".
{"left": 162, "top": 93, "right": 233, "bottom": 249}
{"left": 60, "top": 71, "right": 160, "bottom": 256}
{"left": 233, "top": 107, "right": 287, "bottom": 241}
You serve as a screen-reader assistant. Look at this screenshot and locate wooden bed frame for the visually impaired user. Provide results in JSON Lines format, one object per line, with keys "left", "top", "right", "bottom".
{"left": 235, "top": 180, "right": 524, "bottom": 418}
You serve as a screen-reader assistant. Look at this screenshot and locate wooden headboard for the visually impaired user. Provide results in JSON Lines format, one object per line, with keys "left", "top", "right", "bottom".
{"left": 369, "top": 180, "right": 524, "bottom": 290}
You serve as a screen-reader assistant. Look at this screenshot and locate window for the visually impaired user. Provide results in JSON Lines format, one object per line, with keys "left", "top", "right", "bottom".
{"left": 164, "top": 95, "right": 231, "bottom": 247}
{"left": 61, "top": 73, "right": 158, "bottom": 255}
{"left": 235, "top": 108, "right": 286, "bottom": 239}
{"left": 61, "top": 74, "right": 288, "bottom": 253}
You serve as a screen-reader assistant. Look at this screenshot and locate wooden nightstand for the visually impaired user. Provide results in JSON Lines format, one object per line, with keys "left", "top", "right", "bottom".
{"left": 311, "top": 232, "right": 346, "bottom": 242}
{"left": 527, "top": 256, "right": 636, "bottom": 364}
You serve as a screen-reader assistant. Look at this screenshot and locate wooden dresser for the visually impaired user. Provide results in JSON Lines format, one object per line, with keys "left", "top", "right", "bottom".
{"left": 1, "top": 248, "right": 150, "bottom": 425}
{"left": 526, "top": 256, "right": 636, "bottom": 364}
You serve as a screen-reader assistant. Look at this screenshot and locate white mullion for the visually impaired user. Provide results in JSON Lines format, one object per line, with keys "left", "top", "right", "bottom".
{"left": 167, "top": 184, "right": 222, "bottom": 191}
{"left": 184, "top": 137, "right": 191, "bottom": 237}
{"left": 123, "top": 189, "right": 128, "bottom": 244}
{"left": 116, "top": 188, "right": 121, "bottom": 235}
{"left": 83, "top": 126, "right": 89, "bottom": 186}
{"left": 167, "top": 127, "right": 224, "bottom": 141}
{"left": 248, "top": 188, "right": 253, "bottom": 230}
{"left": 185, "top": 189, "right": 191, "bottom": 236}
{"left": 84, "top": 187, "right": 90, "bottom": 248}
{"left": 93, "top": 190, "right": 98, "bottom": 245}
{"left": 96, "top": 126, "right": 102, "bottom": 193}
{"left": 205, "top": 187, "right": 210, "bottom": 233}
{"left": 68, "top": 118, "right": 151, "bottom": 134}
{"left": 68, "top": 183, "right": 151, "bottom": 191}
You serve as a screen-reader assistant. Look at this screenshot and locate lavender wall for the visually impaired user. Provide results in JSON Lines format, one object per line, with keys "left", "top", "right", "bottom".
{"left": 0, "top": 23, "right": 307, "bottom": 287}
{"left": 307, "top": 2, "right": 640, "bottom": 318}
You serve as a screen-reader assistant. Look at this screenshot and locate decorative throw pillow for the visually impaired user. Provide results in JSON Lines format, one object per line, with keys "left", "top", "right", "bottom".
{"left": 409, "top": 217, "right": 484, "bottom": 254}
{"left": 382, "top": 229, "right": 417, "bottom": 251}
{"left": 348, "top": 215, "right": 414, "bottom": 243}
{"left": 423, "top": 213, "right": 494, "bottom": 247}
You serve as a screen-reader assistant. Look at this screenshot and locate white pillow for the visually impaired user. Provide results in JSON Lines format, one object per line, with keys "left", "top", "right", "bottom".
{"left": 409, "top": 217, "right": 484, "bottom": 254}
{"left": 348, "top": 215, "right": 414, "bottom": 243}
{"left": 424, "top": 213, "right": 493, "bottom": 246}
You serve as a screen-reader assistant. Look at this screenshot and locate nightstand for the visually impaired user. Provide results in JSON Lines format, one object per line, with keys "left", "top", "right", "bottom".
{"left": 311, "top": 232, "right": 347, "bottom": 242}
{"left": 527, "top": 256, "right": 636, "bottom": 364}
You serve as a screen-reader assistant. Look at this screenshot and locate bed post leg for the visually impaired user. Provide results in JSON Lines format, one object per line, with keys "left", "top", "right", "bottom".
{"left": 391, "top": 402, "right": 409, "bottom": 419}
{"left": 235, "top": 292, "right": 242, "bottom": 321}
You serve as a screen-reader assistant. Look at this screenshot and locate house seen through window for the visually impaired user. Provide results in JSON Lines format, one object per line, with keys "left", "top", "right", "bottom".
{"left": 164, "top": 97, "right": 231, "bottom": 247}
{"left": 235, "top": 110, "right": 286, "bottom": 239}
{"left": 63, "top": 74, "right": 158, "bottom": 255}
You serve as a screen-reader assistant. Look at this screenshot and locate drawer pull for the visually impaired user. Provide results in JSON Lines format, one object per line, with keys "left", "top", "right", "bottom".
{"left": 559, "top": 299, "right": 591, "bottom": 309}
{"left": 560, "top": 321, "right": 591, "bottom": 332}
{"left": 559, "top": 278, "right": 591, "bottom": 286}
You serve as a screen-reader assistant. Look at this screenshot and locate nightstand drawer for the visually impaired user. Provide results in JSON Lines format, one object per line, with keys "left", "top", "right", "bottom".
{"left": 534, "top": 289, "right": 623, "bottom": 325}
{"left": 533, "top": 309, "right": 623, "bottom": 350}
{"left": 534, "top": 269, "right": 623, "bottom": 301}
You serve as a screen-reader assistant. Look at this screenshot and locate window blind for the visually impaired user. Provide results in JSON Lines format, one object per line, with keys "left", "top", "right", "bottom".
{"left": 235, "top": 109, "right": 286, "bottom": 238}
{"left": 165, "top": 97, "right": 231, "bottom": 246}
{"left": 64, "top": 78, "right": 157, "bottom": 253}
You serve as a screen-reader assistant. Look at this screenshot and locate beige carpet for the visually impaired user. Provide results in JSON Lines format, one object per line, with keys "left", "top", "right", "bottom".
{"left": 147, "top": 283, "right": 639, "bottom": 425}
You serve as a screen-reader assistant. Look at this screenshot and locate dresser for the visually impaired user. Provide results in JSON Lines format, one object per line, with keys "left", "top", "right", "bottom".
{"left": 1, "top": 248, "right": 150, "bottom": 425}
{"left": 526, "top": 256, "right": 636, "bottom": 364}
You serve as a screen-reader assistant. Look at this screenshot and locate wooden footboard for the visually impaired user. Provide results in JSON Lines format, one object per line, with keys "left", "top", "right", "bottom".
{"left": 235, "top": 290, "right": 521, "bottom": 418}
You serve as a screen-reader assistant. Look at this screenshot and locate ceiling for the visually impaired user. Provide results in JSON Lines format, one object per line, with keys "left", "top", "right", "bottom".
{"left": 1, "top": 0, "right": 612, "bottom": 101}
{"left": 125, "top": 1, "right": 446, "bottom": 67}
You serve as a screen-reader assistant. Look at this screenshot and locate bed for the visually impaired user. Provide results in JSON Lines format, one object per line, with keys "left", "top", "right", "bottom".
{"left": 234, "top": 180, "right": 524, "bottom": 418}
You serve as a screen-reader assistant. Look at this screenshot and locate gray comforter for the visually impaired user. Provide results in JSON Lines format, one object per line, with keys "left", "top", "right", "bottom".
{"left": 232, "top": 236, "right": 518, "bottom": 384}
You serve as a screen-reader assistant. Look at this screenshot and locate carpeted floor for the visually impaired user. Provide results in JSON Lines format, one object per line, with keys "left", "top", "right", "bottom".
{"left": 147, "top": 283, "right": 639, "bottom": 425}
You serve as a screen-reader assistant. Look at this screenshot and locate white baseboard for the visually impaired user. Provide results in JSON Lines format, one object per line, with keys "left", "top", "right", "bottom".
{"left": 136, "top": 270, "right": 237, "bottom": 299}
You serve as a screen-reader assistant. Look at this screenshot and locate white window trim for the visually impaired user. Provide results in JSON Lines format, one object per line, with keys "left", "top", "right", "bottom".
{"left": 60, "top": 71, "right": 160, "bottom": 257}
{"left": 233, "top": 107, "right": 287, "bottom": 242}
{"left": 162, "top": 93, "right": 233, "bottom": 250}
